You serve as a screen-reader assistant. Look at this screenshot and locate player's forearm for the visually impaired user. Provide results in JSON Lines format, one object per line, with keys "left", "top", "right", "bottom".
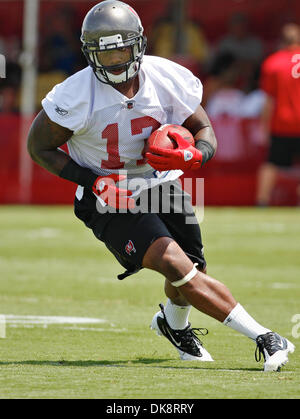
{"left": 194, "top": 126, "right": 217, "bottom": 165}
{"left": 194, "top": 125, "right": 217, "bottom": 155}
{"left": 28, "top": 144, "right": 71, "bottom": 177}
{"left": 183, "top": 105, "right": 217, "bottom": 165}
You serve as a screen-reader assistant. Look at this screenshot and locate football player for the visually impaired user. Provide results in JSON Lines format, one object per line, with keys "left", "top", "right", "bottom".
{"left": 27, "top": 0, "right": 294, "bottom": 371}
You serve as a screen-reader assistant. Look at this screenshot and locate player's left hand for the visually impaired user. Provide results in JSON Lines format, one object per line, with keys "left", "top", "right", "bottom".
{"left": 146, "top": 132, "right": 203, "bottom": 171}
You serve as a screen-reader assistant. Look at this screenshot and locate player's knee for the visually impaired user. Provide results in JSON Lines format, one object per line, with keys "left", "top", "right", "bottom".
{"left": 142, "top": 236, "right": 192, "bottom": 281}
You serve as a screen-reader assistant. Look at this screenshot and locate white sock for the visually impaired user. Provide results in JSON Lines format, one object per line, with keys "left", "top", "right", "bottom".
{"left": 164, "top": 299, "right": 191, "bottom": 330}
{"left": 223, "top": 303, "right": 271, "bottom": 341}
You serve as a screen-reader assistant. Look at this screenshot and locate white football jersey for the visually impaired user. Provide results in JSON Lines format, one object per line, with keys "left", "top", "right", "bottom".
{"left": 42, "top": 55, "right": 203, "bottom": 199}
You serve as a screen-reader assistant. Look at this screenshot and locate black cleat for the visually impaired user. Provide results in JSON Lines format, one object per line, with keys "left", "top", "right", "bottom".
{"left": 255, "top": 332, "right": 295, "bottom": 371}
{"left": 150, "top": 303, "right": 213, "bottom": 361}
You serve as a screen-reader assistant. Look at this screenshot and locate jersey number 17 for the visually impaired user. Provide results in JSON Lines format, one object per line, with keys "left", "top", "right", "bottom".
{"left": 101, "top": 116, "right": 160, "bottom": 169}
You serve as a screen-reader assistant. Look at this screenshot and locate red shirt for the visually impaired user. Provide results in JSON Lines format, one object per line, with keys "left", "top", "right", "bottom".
{"left": 260, "top": 47, "right": 300, "bottom": 136}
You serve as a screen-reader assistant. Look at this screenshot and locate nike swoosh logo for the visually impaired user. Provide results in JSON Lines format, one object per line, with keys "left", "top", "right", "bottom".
{"left": 158, "top": 319, "right": 182, "bottom": 347}
{"left": 165, "top": 329, "right": 182, "bottom": 347}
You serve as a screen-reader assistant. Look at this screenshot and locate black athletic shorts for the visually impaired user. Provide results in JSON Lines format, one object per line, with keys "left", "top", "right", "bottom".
{"left": 74, "top": 179, "right": 206, "bottom": 280}
{"left": 268, "top": 135, "right": 300, "bottom": 167}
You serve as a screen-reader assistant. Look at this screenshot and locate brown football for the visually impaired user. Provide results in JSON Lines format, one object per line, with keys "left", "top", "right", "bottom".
{"left": 146, "top": 124, "right": 194, "bottom": 152}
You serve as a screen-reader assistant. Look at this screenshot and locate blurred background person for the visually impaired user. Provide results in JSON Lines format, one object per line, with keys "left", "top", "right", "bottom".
{"left": 256, "top": 23, "right": 300, "bottom": 206}
{"left": 202, "top": 52, "right": 246, "bottom": 162}
{"left": 202, "top": 52, "right": 266, "bottom": 163}
{"left": 215, "top": 12, "right": 264, "bottom": 92}
{"left": 35, "top": 5, "right": 81, "bottom": 111}
{"left": 217, "top": 12, "right": 264, "bottom": 63}
{"left": 40, "top": 5, "right": 79, "bottom": 76}
{"left": 202, "top": 52, "right": 242, "bottom": 115}
{"left": 148, "top": 1, "right": 210, "bottom": 77}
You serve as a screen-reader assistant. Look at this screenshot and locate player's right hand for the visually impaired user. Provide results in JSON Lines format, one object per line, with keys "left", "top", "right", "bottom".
{"left": 92, "top": 174, "right": 135, "bottom": 209}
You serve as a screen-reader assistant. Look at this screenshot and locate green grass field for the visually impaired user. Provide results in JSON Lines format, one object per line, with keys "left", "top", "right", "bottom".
{"left": 0, "top": 205, "right": 299, "bottom": 399}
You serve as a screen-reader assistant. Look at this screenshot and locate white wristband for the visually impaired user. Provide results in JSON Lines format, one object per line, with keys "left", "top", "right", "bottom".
{"left": 171, "top": 263, "right": 199, "bottom": 287}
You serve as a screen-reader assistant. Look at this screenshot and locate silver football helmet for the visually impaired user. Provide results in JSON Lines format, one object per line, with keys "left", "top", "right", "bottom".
{"left": 81, "top": 0, "right": 147, "bottom": 85}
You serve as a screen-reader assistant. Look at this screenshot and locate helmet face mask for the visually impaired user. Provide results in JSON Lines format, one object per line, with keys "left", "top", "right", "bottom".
{"left": 81, "top": 1, "right": 147, "bottom": 85}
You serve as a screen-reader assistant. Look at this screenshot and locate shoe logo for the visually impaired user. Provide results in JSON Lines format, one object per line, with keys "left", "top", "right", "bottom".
{"left": 157, "top": 318, "right": 182, "bottom": 347}
{"left": 166, "top": 329, "right": 182, "bottom": 347}
{"left": 125, "top": 240, "right": 136, "bottom": 256}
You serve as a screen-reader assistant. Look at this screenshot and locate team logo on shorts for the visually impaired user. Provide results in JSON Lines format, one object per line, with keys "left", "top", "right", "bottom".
{"left": 125, "top": 240, "right": 136, "bottom": 255}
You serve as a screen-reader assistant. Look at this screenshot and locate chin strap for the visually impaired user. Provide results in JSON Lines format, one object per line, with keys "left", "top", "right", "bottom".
{"left": 171, "top": 263, "right": 199, "bottom": 287}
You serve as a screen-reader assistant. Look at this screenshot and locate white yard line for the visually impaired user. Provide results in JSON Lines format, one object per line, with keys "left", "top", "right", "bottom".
{"left": 0, "top": 314, "right": 127, "bottom": 335}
